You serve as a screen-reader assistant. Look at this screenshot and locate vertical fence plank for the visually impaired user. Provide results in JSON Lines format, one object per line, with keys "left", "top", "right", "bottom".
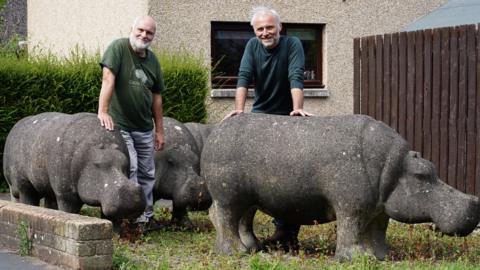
{"left": 423, "top": 29, "right": 433, "bottom": 162}
{"left": 391, "top": 33, "right": 400, "bottom": 131}
{"left": 361, "top": 37, "right": 369, "bottom": 115}
{"left": 414, "top": 31, "right": 424, "bottom": 153}
{"left": 398, "top": 32, "right": 408, "bottom": 138}
{"left": 475, "top": 24, "right": 480, "bottom": 196}
{"left": 440, "top": 27, "right": 451, "bottom": 183}
{"left": 431, "top": 28, "right": 442, "bottom": 176}
{"left": 376, "top": 35, "right": 384, "bottom": 121}
{"left": 466, "top": 24, "right": 477, "bottom": 196}
{"left": 383, "top": 34, "right": 392, "bottom": 126}
{"left": 354, "top": 38, "right": 361, "bottom": 114}
{"left": 448, "top": 27, "right": 458, "bottom": 189}
{"left": 457, "top": 26, "right": 468, "bottom": 193}
{"left": 368, "top": 36, "right": 377, "bottom": 117}
{"left": 406, "top": 31, "right": 416, "bottom": 147}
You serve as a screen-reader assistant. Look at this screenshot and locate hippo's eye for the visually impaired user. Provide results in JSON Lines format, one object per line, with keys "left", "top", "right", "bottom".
{"left": 415, "top": 174, "right": 433, "bottom": 183}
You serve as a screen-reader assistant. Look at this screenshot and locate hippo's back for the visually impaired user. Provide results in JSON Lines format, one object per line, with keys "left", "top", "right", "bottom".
{"left": 201, "top": 113, "right": 408, "bottom": 223}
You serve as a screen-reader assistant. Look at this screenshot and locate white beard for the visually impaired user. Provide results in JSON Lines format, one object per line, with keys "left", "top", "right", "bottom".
{"left": 129, "top": 35, "right": 151, "bottom": 51}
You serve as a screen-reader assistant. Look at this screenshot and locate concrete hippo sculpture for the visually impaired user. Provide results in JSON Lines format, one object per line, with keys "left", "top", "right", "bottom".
{"left": 153, "top": 117, "right": 211, "bottom": 226}
{"left": 3, "top": 112, "right": 146, "bottom": 219}
{"left": 201, "top": 113, "right": 480, "bottom": 261}
{"left": 184, "top": 122, "right": 214, "bottom": 151}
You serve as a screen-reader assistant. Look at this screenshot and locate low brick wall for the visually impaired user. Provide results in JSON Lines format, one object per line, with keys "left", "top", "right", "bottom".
{"left": 0, "top": 199, "right": 113, "bottom": 270}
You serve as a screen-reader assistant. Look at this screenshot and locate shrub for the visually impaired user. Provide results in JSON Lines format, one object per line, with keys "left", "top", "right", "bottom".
{"left": 0, "top": 49, "right": 209, "bottom": 190}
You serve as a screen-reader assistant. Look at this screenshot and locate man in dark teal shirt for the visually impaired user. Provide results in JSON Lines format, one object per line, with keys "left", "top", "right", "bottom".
{"left": 224, "top": 6, "right": 313, "bottom": 251}
{"left": 224, "top": 8, "right": 312, "bottom": 118}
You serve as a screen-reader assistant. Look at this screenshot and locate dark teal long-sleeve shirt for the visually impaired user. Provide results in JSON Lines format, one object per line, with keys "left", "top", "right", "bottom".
{"left": 237, "top": 36, "right": 305, "bottom": 115}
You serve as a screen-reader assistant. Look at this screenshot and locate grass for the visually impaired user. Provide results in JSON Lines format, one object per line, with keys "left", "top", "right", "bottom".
{"left": 15, "top": 219, "right": 33, "bottom": 256}
{"left": 96, "top": 205, "right": 480, "bottom": 270}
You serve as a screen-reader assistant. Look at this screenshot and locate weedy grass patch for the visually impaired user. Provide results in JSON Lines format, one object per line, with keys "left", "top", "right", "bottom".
{"left": 109, "top": 208, "right": 480, "bottom": 270}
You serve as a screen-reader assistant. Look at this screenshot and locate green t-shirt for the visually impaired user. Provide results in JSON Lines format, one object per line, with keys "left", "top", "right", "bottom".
{"left": 100, "top": 38, "right": 165, "bottom": 131}
{"left": 237, "top": 36, "right": 305, "bottom": 115}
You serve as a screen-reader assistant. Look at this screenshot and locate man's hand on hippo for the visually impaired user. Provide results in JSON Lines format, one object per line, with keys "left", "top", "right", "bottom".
{"left": 289, "top": 109, "right": 314, "bottom": 117}
{"left": 98, "top": 112, "right": 114, "bottom": 131}
{"left": 155, "top": 131, "right": 165, "bottom": 151}
{"left": 222, "top": 110, "right": 244, "bottom": 122}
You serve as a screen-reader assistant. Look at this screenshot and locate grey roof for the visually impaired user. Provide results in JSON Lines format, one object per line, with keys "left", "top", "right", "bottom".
{"left": 403, "top": 0, "right": 480, "bottom": 31}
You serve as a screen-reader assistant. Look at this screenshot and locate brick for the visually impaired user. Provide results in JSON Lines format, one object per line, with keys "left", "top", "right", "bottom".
{"left": 32, "top": 231, "right": 67, "bottom": 252}
{"left": 77, "top": 255, "right": 113, "bottom": 270}
{"left": 66, "top": 219, "right": 112, "bottom": 241}
{"left": 65, "top": 240, "right": 96, "bottom": 257}
{"left": 0, "top": 234, "right": 20, "bottom": 251}
{"left": 94, "top": 240, "right": 113, "bottom": 255}
{"left": 0, "top": 221, "right": 17, "bottom": 236}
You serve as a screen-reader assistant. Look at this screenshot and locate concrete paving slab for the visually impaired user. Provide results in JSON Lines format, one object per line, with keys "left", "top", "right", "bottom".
{"left": 0, "top": 247, "right": 65, "bottom": 270}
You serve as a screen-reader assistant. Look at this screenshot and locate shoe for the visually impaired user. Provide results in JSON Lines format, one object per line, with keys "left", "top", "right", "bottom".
{"left": 263, "top": 228, "right": 299, "bottom": 252}
{"left": 134, "top": 216, "right": 164, "bottom": 234}
{"left": 134, "top": 214, "right": 150, "bottom": 224}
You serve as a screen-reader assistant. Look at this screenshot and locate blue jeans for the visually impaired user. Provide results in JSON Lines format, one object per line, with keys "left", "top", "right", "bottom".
{"left": 120, "top": 130, "right": 155, "bottom": 218}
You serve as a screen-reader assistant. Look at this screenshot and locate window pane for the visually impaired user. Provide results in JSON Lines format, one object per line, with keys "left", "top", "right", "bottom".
{"left": 213, "top": 30, "right": 254, "bottom": 76}
{"left": 286, "top": 28, "right": 316, "bottom": 40}
{"left": 287, "top": 28, "right": 318, "bottom": 80}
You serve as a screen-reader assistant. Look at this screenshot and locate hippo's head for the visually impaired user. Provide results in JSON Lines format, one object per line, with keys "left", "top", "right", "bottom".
{"left": 78, "top": 144, "right": 146, "bottom": 219}
{"left": 385, "top": 151, "right": 480, "bottom": 236}
{"left": 154, "top": 144, "right": 212, "bottom": 210}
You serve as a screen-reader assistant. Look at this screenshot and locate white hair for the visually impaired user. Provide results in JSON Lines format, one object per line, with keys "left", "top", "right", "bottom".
{"left": 250, "top": 6, "right": 281, "bottom": 26}
{"left": 132, "top": 15, "right": 157, "bottom": 30}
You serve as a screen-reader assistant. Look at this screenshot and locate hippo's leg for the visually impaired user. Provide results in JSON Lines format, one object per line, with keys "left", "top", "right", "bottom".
{"left": 44, "top": 197, "right": 58, "bottom": 210}
{"left": 362, "top": 214, "right": 389, "bottom": 260}
{"left": 56, "top": 194, "right": 82, "bottom": 213}
{"left": 9, "top": 190, "right": 19, "bottom": 202}
{"left": 334, "top": 213, "right": 371, "bottom": 261}
{"left": 239, "top": 207, "right": 262, "bottom": 252}
{"left": 209, "top": 200, "right": 247, "bottom": 254}
{"left": 18, "top": 181, "right": 41, "bottom": 206}
{"left": 171, "top": 205, "right": 193, "bottom": 228}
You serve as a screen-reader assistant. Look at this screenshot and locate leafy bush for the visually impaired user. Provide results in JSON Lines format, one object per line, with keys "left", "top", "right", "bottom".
{"left": 0, "top": 49, "right": 209, "bottom": 190}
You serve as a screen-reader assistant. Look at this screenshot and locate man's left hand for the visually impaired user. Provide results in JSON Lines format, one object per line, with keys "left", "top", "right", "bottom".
{"left": 290, "top": 109, "right": 314, "bottom": 117}
{"left": 154, "top": 132, "right": 164, "bottom": 151}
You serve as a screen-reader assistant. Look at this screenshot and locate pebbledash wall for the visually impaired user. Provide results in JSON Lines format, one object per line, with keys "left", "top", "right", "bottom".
{"left": 28, "top": 0, "right": 448, "bottom": 123}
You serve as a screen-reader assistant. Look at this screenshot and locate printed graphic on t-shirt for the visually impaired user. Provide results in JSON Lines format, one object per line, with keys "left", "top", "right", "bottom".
{"left": 129, "top": 67, "right": 153, "bottom": 90}
{"left": 135, "top": 69, "right": 148, "bottom": 84}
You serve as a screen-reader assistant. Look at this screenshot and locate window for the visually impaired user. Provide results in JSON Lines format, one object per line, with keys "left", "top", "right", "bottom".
{"left": 211, "top": 21, "right": 324, "bottom": 89}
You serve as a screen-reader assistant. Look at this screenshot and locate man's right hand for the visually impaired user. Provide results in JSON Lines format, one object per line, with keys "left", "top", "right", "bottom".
{"left": 222, "top": 110, "right": 243, "bottom": 122}
{"left": 98, "top": 112, "right": 114, "bottom": 131}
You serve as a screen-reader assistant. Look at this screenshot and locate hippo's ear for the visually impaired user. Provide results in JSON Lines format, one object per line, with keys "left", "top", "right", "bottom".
{"left": 91, "top": 147, "right": 105, "bottom": 165}
{"left": 404, "top": 151, "right": 434, "bottom": 176}
{"left": 90, "top": 146, "right": 114, "bottom": 166}
{"left": 408, "top": 151, "right": 421, "bottom": 158}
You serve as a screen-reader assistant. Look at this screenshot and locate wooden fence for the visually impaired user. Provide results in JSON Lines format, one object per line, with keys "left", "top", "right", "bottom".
{"left": 353, "top": 24, "right": 480, "bottom": 197}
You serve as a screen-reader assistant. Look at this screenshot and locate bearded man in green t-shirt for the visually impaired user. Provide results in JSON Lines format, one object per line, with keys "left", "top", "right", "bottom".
{"left": 97, "top": 15, "right": 165, "bottom": 228}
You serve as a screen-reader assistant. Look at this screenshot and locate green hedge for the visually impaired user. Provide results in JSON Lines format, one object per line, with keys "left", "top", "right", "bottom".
{"left": 0, "top": 51, "right": 209, "bottom": 191}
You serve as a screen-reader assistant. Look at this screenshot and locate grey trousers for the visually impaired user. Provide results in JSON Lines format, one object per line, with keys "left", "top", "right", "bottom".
{"left": 120, "top": 130, "right": 155, "bottom": 218}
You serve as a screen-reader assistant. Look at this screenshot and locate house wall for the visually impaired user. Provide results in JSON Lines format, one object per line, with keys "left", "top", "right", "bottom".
{"left": 27, "top": 0, "right": 148, "bottom": 57}
{"left": 27, "top": 0, "right": 448, "bottom": 123}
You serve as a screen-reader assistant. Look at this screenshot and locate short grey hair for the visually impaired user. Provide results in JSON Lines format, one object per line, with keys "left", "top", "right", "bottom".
{"left": 132, "top": 15, "right": 157, "bottom": 30}
{"left": 250, "top": 6, "right": 281, "bottom": 26}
